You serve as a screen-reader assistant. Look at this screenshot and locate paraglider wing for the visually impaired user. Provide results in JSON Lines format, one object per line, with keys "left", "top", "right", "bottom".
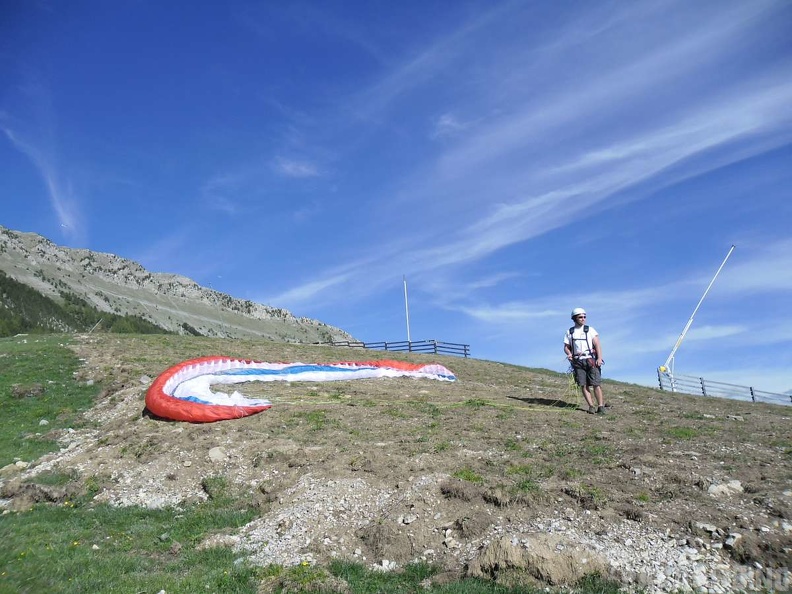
{"left": 145, "top": 356, "right": 456, "bottom": 423}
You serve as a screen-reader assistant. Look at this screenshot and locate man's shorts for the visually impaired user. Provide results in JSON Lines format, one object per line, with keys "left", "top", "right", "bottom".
{"left": 572, "top": 359, "right": 601, "bottom": 387}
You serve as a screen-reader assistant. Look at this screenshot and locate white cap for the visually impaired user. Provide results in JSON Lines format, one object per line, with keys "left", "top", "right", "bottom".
{"left": 571, "top": 307, "right": 586, "bottom": 318}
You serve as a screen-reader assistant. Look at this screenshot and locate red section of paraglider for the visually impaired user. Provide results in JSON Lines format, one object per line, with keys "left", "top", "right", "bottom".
{"left": 145, "top": 356, "right": 273, "bottom": 423}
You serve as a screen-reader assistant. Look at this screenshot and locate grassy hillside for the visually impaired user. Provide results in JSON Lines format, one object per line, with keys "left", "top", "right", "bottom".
{"left": 0, "top": 334, "right": 789, "bottom": 593}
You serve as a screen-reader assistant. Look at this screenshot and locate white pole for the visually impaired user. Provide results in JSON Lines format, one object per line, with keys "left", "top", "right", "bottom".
{"left": 403, "top": 275, "right": 411, "bottom": 343}
{"left": 663, "top": 245, "right": 735, "bottom": 372}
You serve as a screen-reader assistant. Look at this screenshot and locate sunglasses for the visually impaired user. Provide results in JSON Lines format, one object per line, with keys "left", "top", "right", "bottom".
{"left": 575, "top": 315, "right": 586, "bottom": 319}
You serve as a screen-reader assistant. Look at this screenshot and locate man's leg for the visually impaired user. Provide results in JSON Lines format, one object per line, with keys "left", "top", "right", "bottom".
{"left": 574, "top": 364, "right": 595, "bottom": 411}
{"left": 593, "top": 385, "right": 604, "bottom": 407}
{"left": 581, "top": 385, "right": 595, "bottom": 408}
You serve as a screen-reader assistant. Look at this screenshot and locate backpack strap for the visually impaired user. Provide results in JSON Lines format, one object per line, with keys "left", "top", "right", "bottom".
{"left": 570, "top": 325, "right": 592, "bottom": 358}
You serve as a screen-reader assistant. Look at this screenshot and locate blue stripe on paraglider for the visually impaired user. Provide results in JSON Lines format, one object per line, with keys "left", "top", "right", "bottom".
{"left": 222, "top": 364, "right": 377, "bottom": 376}
{"left": 180, "top": 395, "right": 215, "bottom": 404}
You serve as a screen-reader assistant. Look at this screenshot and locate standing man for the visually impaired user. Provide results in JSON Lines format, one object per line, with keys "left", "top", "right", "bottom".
{"left": 564, "top": 308, "right": 606, "bottom": 414}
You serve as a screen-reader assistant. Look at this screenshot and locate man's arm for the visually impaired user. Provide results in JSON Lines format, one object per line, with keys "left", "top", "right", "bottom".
{"left": 592, "top": 335, "right": 603, "bottom": 366}
{"left": 563, "top": 335, "right": 573, "bottom": 361}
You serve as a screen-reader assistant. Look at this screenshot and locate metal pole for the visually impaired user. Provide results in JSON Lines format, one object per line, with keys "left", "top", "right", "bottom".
{"left": 403, "top": 276, "right": 411, "bottom": 344}
{"left": 663, "top": 245, "right": 735, "bottom": 371}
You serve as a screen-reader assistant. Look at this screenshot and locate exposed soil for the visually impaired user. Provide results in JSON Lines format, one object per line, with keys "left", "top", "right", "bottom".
{"left": 3, "top": 334, "right": 791, "bottom": 591}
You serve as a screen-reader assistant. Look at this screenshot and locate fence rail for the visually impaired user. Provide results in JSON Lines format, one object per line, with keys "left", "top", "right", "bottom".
{"left": 658, "top": 371, "right": 791, "bottom": 406}
{"left": 324, "top": 339, "right": 470, "bottom": 358}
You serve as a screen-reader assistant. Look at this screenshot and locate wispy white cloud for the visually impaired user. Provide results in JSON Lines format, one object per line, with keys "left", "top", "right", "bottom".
{"left": 407, "top": 236, "right": 788, "bottom": 381}
{"left": 718, "top": 239, "right": 792, "bottom": 293}
{"left": 345, "top": 2, "right": 519, "bottom": 122}
{"left": 1, "top": 123, "right": 83, "bottom": 240}
{"left": 201, "top": 155, "right": 322, "bottom": 216}
{"left": 431, "top": 113, "right": 469, "bottom": 139}
{"left": 261, "top": 271, "right": 352, "bottom": 307}
{"left": 201, "top": 172, "right": 245, "bottom": 214}
{"left": 433, "top": 1, "right": 784, "bottom": 176}
{"left": 411, "top": 78, "right": 792, "bottom": 273}
{"left": 242, "top": 0, "right": 792, "bottom": 321}
{"left": 619, "top": 324, "right": 748, "bottom": 357}
{"left": 272, "top": 156, "right": 320, "bottom": 178}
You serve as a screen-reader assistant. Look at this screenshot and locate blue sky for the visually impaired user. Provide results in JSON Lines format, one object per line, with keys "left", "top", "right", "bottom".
{"left": 2, "top": 1, "right": 791, "bottom": 393}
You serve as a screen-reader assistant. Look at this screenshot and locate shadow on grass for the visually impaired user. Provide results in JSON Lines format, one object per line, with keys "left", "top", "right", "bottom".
{"left": 507, "top": 395, "right": 581, "bottom": 410}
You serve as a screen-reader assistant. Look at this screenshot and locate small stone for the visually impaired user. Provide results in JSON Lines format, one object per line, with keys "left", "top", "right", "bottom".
{"left": 725, "top": 533, "right": 742, "bottom": 549}
{"left": 693, "top": 522, "right": 717, "bottom": 534}
{"left": 39, "top": 419, "right": 49, "bottom": 426}
{"left": 208, "top": 447, "right": 227, "bottom": 462}
{"left": 693, "top": 571, "right": 708, "bottom": 587}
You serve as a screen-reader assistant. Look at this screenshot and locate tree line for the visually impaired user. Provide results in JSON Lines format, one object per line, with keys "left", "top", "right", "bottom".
{"left": 0, "top": 270, "right": 170, "bottom": 337}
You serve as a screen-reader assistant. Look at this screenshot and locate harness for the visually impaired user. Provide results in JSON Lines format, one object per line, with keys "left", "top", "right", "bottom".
{"left": 569, "top": 325, "right": 594, "bottom": 359}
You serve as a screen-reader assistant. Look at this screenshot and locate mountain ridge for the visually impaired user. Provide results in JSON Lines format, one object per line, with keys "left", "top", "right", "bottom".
{"left": 0, "top": 225, "right": 354, "bottom": 343}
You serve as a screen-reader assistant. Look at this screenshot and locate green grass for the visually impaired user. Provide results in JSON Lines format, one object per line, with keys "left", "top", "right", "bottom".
{"left": 434, "top": 440, "right": 451, "bottom": 453}
{"left": 453, "top": 467, "right": 484, "bottom": 483}
{"left": 506, "top": 464, "right": 534, "bottom": 477}
{"left": 0, "top": 335, "right": 101, "bottom": 466}
{"left": 513, "top": 478, "right": 542, "bottom": 494}
{"left": 0, "top": 501, "right": 261, "bottom": 593}
{"left": 665, "top": 426, "right": 700, "bottom": 440}
{"left": 325, "top": 561, "right": 623, "bottom": 594}
{"left": 504, "top": 438, "right": 522, "bottom": 452}
{"left": 290, "top": 409, "right": 335, "bottom": 430}
{"left": 463, "top": 398, "right": 490, "bottom": 408}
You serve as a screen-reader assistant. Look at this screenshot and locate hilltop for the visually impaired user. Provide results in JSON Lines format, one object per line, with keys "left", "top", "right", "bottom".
{"left": 0, "top": 225, "right": 353, "bottom": 343}
{"left": 2, "top": 334, "right": 790, "bottom": 593}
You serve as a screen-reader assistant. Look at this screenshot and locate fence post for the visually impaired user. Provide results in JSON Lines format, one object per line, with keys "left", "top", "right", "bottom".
{"left": 750, "top": 387, "right": 756, "bottom": 403}
{"left": 657, "top": 369, "right": 664, "bottom": 391}
{"left": 433, "top": 340, "right": 438, "bottom": 354}
{"left": 700, "top": 378, "right": 707, "bottom": 396}
{"left": 408, "top": 340, "right": 412, "bottom": 352}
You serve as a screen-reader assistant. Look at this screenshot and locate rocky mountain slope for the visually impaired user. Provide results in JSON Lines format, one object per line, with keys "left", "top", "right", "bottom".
{"left": 0, "top": 225, "right": 354, "bottom": 343}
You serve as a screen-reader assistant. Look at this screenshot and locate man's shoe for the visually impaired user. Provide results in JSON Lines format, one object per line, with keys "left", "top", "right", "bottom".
{"left": 597, "top": 406, "right": 606, "bottom": 415}
{"left": 587, "top": 405, "right": 596, "bottom": 414}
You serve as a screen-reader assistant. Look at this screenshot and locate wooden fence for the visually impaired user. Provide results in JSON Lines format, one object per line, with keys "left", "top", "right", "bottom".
{"left": 325, "top": 339, "right": 470, "bottom": 358}
{"left": 657, "top": 370, "right": 791, "bottom": 406}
